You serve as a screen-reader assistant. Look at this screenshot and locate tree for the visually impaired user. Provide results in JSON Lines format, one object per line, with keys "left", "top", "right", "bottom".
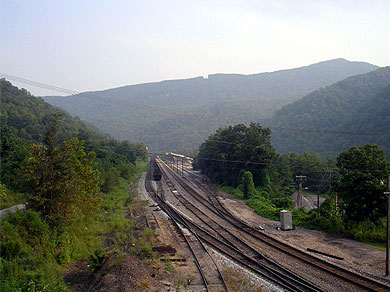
{"left": 196, "top": 123, "right": 275, "bottom": 187}
{"left": 25, "top": 136, "right": 101, "bottom": 225}
{"left": 242, "top": 171, "right": 256, "bottom": 199}
{"left": 282, "top": 152, "right": 329, "bottom": 190}
{"left": 0, "top": 126, "right": 29, "bottom": 191}
{"left": 334, "top": 144, "right": 389, "bottom": 222}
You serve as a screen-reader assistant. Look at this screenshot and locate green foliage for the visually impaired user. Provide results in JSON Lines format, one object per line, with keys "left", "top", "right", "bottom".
{"left": 334, "top": 144, "right": 389, "bottom": 222}
{"left": 242, "top": 171, "right": 256, "bottom": 199}
{"left": 281, "top": 152, "right": 330, "bottom": 190}
{"left": 88, "top": 248, "right": 108, "bottom": 271}
{"left": 0, "top": 80, "right": 149, "bottom": 291}
{"left": 0, "top": 184, "right": 25, "bottom": 209}
{"left": 267, "top": 154, "right": 295, "bottom": 196}
{"left": 41, "top": 59, "right": 377, "bottom": 152}
{"left": 219, "top": 185, "right": 244, "bottom": 199}
{"left": 117, "top": 162, "right": 135, "bottom": 179}
{"left": 196, "top": 123, "right": 275, "bottom": 187}
{"left": 0, "top": 126, "right": 30, "bottom": 191}
{"left": 164, "top": 261, "right": 174, "bottom": 272}
{"left": 25, "top": 137, "right": 102, "bottom": 225}
{"left": 0, "top": 79, "right": 147, "bottom": 195}
{"left": 135, "top": 159, "right": 148, "bottom": 173}
{"left": 99, "top": 163, "right": 121, "bottom": 193}
{"left": 271, "top": 196, "right": 294, "bottom": 209}
{"left": 246, "top": 193, "right": 279, "bottom": 221}
{"left": 272, "top": 67, "right": 390, "bottom": 156}
{"left": 344, "top": 219, "right": 386, "bottom": 243}
{"left": 0, "top": 210, "right": 68, "bottom": 292}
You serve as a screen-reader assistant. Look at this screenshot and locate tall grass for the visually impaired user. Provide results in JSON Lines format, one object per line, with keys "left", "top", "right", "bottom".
{"left": 0, "top": 159, "right": 150, "bottom": 291}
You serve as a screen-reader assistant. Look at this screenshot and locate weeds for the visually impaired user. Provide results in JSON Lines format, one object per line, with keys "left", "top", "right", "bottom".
{"left": 223, "top": 267, "right": 264, "bottom": 292}
{"left": 164, "top": 261, "right": 174, "bottom": 272}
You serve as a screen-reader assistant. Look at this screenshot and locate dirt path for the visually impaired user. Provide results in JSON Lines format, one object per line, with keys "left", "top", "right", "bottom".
{"left": 218, "top": 193, "right": 388, "bottom": 284}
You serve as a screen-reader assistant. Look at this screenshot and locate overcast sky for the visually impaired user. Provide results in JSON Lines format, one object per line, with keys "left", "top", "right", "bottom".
{"left": 1, "top": 0, "right": 389, "bottom": 96}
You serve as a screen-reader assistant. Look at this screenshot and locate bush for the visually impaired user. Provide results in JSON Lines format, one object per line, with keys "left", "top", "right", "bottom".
{"left": 88, "top": 248, "right": 107, "bottom": 271}
{"left": 271, "top": 196, "right": 293, "bottom": 209}
{"left": 219, "top": 185, "right": 244, "bottom": 199}
{"left": 0, "top": 184, "right": 25, "bottom": 209}
{"left": 345, "top": 219, "right": 385, "bottom": 243}
{"left": 117, "top": 162, "right": 135, "bottom": 179}
{"left": 100, "top": 166, "right": 121, "bottom": 193}
{"left": 0, "top": 210, "right": 68, "bottom": 292}
{"left": 246, "top": 193, "right": 280, "bottom": 221}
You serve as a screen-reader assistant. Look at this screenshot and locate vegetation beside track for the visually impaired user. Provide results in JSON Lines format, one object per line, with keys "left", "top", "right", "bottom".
{"left": 0, "top": 81, "right": 153, "bottom": 291}
{"left": 196, "top": 124, "right": 388, "bottom": 247}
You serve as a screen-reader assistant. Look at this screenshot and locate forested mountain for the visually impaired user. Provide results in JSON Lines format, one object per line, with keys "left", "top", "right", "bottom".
{"left": 1, "top": 79, "right": 104, "bottom": 144}
{"left": 0, "top": 79, "right": 147, "bottom": 191}
{"left": 0, "top": 80, "right": 149, "bottom": 291}
{"left": 43, "top": 59, "right": 377, "bottom": 152}
{"left": 271, "top": 67, "right": 390, "bottom": 156}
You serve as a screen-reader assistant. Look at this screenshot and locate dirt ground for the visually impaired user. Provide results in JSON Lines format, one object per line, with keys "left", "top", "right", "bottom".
{"left": 217, "top": 190, "right": 389, "bottom": 285}
{"left": 64, "top": 170, "right": 389, "bottom": 292}
{"left": 65, "top": 173, "right": 209, "bottom": 292}
{"left": 64, "top": 252, "right": 177, "bottom": 292}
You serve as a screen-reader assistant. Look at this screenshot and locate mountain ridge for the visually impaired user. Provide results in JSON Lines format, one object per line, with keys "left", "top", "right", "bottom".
{"left": 42, "top": 58, "right": 379, "bottom": 152}
{"left": 271, "top": 66, "right": 390, "bottom": 155}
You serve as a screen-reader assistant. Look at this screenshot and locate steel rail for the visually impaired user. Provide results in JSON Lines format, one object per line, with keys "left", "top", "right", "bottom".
{"left": 156, "top": 158, "right": 324, "bottom": 292}
{"left": 145, "top": 161, "right": 228, "bottom": 292}
{"left": 180, "top": 163, "right": 390, "bottom": 292}
{"left": 159, "top": 160, "right": 323, "bottom": 292}
{"left": 147, "top": 161, "right": 315, "bottom": 292}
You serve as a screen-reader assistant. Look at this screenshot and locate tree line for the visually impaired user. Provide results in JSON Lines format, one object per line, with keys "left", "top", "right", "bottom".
{"left": 194, "top": 123, "right": 389, "bottom": 241}
{"left": 0, "top": 79, "right": 147, "bottom": 291}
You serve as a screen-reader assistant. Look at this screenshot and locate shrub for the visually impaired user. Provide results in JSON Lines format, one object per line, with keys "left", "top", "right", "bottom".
{"left": 88, "top": 248, "right": 108, "bottom": 271}
{"left": 271, "top": 196, "right": 293, "bottom": 209}
{"left": 0, "top": 211, "right": 68, "bottom": 292}
{"left": 246, "top": 193, "right": 279, "bottom": 220}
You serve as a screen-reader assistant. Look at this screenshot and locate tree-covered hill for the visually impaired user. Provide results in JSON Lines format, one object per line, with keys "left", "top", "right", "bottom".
{"left": 0, "top": 80, "right": 149, "bottom": 291}
{"left": 1, "top": 79, "right": 105, "bottom": 143}
{"left": 270, "top": 67, "right": 390, "bottom": 156}
{"left": 0, "top": 79, "right": 147, "bottom": 192}
{"left": 42, "top": 59, "right": 377, "bottom": 152}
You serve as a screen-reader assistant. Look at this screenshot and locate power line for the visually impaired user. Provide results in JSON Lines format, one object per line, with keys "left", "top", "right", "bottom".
{"left": 156, "top": 152, "right": 388, "bottom": 174}
{"left": 2, "top": 73, "right": 389, "bottom": 138}
{"left": 2, "top": 74, "right": 388, "bottom": 174}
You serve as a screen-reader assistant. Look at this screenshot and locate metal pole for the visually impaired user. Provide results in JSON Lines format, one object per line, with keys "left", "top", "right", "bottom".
{"left": 298, "top": 181, "right": 302, "bottom": 208}
{"left": 296, "top": 175, "right": 306, "bottom": 209}
{"left": 181, "top": 157, "right": 184, "bottom": 177}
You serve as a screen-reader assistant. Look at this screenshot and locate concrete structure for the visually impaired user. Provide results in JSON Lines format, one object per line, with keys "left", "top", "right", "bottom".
{"left": 280, "top": 210, "right": 292, "bottom": 231}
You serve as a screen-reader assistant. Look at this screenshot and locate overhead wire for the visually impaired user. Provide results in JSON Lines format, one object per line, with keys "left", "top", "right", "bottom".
{"left": 1, "top": 72, "right": 389, "bottom": 138}
{"left": 2, "top": 73, "right": 389, "bottom": 174}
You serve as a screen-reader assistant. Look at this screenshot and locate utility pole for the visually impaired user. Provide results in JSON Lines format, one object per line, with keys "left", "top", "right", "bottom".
{"left": 384, "top": 173, "right": 390, "bottom": 276}
{"left": 296, "top": 175, "right": 306, "bottom": 209}
{"left": 181, "top": 157, "right": 184, "bottom": 177}
{"left": 317, "top": 185, "right": 320, "bottom": 216}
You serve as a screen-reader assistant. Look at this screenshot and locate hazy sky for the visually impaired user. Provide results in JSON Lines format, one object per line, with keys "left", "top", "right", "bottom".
{"left": 1, "top": 0, "right": 389, "bottom": 96}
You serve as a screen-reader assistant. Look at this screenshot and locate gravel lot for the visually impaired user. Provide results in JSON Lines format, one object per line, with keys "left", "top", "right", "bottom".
{"left": 219, "top": 193, "right": 389, "bottom": 285}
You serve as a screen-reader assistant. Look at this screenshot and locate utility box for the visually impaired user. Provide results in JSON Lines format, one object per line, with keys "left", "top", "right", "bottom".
{"left": 280, "top": 210, "right": 292, "bottom": 231}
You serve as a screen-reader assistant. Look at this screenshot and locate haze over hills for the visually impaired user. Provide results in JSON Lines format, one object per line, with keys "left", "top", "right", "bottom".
{"left": 271, "top": 66, "right": 390, "bottom": 156}
{"left": 43, "top": 58, "right": 379, "bottom": 153}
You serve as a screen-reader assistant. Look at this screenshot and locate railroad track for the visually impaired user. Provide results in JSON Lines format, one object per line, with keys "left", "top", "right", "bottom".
{"left": 155, "top": 158, "right": 326, "bottom": 291}
{"left": 163, "top": 158, "right": 390, "bottom": 292}
{"left": 145, "top": 161, "right": 228, "bottom": 292}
